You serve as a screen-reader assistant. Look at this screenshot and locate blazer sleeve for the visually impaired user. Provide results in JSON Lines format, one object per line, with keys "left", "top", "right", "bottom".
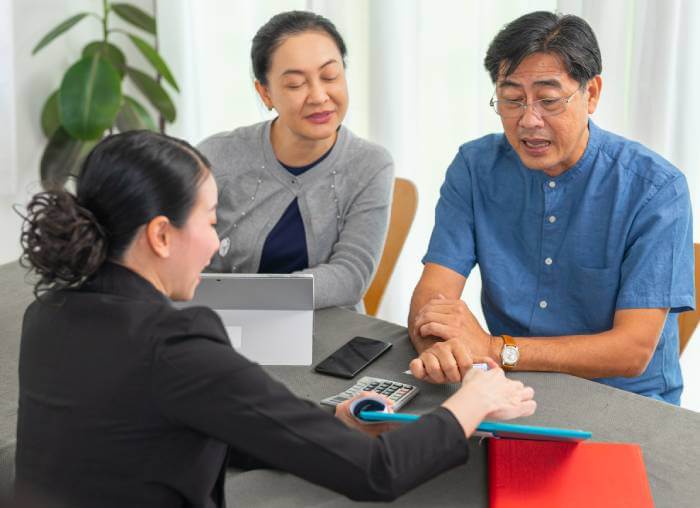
{"left": 150, "top": 308, "right": 469, "bottom": 502}
{"left": 298, "top": 158, "right": 394, "bottom": 309}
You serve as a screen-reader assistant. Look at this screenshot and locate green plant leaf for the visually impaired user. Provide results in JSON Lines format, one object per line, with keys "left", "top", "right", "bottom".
{"left": 40, "top": 127, "right": 98, "bottom": 189}
{"left": 32, "top": 13, "right": 91, "bottom": 55}
{"left": 127, "top": 34, "right": 179, "bottom": 91}
{"left": 115, "top": 95, "right": 157, "bottom": 132}
{"left": 59, "top": 55, "right": 122, "bottom": 140}
{"left": 125, "top": 67, "right": 176, "bottom": 122}
{"left": 82, "top": 41, "right": 127, "bottom": 78}
{"left": 111, "top": 3, "right": 156, "bottom": 34}
{"left": 41, "top": 91, "right": 61, "bottom": 138}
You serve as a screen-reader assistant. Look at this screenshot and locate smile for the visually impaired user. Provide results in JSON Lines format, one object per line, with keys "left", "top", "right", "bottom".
{"left": 306, "top": 111, "right": 334, "bottom": 124}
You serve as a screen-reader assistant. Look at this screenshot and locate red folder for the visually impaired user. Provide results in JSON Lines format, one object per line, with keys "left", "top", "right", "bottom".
{"left": 488, "top": 438, "right": 654, "bottom": 508}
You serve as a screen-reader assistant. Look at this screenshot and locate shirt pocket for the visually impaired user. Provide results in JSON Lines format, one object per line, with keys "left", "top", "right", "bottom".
{"left": 566, "top": 264, "right": 620, "bottom": 332}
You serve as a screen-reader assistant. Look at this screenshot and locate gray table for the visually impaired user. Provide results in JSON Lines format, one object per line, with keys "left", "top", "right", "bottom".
{"left": 224, "top": 307, "right": 700, "bottom": 507}
{"left": 1, "top": 262, "right": 699, "bottom": 506}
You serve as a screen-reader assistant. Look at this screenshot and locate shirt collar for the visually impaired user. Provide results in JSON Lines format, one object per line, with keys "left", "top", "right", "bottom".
{"left": 81, "top": 261, "right": 170, "bottom": 304}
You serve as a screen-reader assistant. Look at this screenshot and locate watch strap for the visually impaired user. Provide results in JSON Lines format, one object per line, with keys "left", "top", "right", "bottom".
{"left": 500, "top": 334, "right": 518, "bottom": 370}
{"left": 502, "top": 334, "right": 516, "bottom": 348}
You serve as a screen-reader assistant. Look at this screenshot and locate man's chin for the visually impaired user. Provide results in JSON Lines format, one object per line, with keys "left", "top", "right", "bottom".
{"left": 515, "top": 151, "right": 559, "bottom": 173}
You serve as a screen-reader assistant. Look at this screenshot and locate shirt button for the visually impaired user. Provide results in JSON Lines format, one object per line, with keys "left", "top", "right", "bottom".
{"left": 548, "top": 215, "right": 557, "bottom": 223}
{"left": 539, "top": 300, "right": 548, "bottom": 309}
{"left": 548, "top": 181, "right": 556, "bottom": 188}
{"left": 544, "top": 257, "right": 553, "bottom": 265}
{"left": 291, "top": 178, "right": 297, "bottom": 184}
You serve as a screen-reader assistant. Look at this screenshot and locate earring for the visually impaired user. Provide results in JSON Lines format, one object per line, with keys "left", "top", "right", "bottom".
{"left": 267, "top": 105, "right": 273, "bottom": 111}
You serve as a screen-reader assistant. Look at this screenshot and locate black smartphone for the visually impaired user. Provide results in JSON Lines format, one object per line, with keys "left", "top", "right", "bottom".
{"left": 314, "top": 337, "right": 392, "bottom": 379}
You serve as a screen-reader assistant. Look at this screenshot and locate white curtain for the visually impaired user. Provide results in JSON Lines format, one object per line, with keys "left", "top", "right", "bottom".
{"left": 159, "top": 0, "right": 700, "bottom": 409}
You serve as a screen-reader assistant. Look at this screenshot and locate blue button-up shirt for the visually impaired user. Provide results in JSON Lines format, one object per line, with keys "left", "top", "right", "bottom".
{"left": 423, "top": 121, "right": 694, "bottom": 404}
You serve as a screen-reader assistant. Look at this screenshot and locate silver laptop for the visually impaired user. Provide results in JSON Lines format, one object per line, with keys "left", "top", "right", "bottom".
{"left": 180, "top": 273, "right": 314, "bottom": 365}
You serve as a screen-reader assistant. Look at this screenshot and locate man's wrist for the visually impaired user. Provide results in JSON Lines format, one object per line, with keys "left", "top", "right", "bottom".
{"left": 489, "top": 335, "right": 504, "bottom": 364}
{"left": 412, "top": 334, "right": 440, "bottom": 354}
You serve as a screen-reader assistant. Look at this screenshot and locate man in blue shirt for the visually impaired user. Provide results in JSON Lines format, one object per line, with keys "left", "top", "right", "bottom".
{"left": 408, "top": 11, "right": 694, "bottom": 404}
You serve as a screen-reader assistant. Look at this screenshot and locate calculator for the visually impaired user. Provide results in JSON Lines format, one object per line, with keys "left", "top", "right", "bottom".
{"left": 320, "top": 376, "right": 419, "bottom": 410}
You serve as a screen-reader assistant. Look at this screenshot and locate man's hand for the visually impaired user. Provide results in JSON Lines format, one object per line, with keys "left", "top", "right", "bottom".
{"left": 413, "top": 295, "right": 495, "bottom": 360}
{"left": 409, "top": 337, "right": 477, "bottom": 384}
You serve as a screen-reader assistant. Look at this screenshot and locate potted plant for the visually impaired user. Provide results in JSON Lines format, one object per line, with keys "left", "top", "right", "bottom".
{"left": 33, "top": 0, "right": 179, "bottom": 188}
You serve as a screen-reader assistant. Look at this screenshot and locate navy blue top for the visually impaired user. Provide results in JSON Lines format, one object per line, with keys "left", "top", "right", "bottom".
{"left": 424, "top": 120, "right": 694, "bottom": 404}
{"left": 258, "top": 147, "right": 333, "bottom": 274}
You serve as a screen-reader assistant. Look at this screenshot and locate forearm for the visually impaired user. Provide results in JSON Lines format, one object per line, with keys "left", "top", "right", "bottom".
{"left": 503, "top": 326, "right": 659, "bottom": 379}
{"left": 408, "top": 284, "right": 442, "bottom": 353}
{"left": 441, "top": 390, "right": 492, "bottom": 436}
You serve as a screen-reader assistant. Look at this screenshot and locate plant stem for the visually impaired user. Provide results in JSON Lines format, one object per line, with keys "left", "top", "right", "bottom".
{"left": 102, "top": 0, "right": 110, "bottom": 42}
{"left": 104, "top": 0, "right": 113, "bottom": 136}
{"left": 153, "top": 0, "right": 165, "bottom": 133}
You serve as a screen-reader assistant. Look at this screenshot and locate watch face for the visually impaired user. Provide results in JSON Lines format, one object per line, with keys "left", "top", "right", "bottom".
{"left": 502, "top": 346, "right": 519, "bottom": 365}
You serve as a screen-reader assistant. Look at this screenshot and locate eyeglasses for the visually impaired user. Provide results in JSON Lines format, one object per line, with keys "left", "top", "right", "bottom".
{"left": 489, "top": 88, "right": 580, "bottom": 118}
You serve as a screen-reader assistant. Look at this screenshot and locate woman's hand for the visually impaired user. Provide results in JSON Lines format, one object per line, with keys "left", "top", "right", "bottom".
{"left": 334, "top": 394, "right": 400, "bottom": 437}
{"left": 441, "top": 358, "right": 536, "bottom": 435}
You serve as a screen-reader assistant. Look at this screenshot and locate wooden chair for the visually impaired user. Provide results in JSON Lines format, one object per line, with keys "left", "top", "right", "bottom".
{"left": 679, "top": 243, "right": 700, "bottom": 355}
{"left": 364, "top": 178, "right": 418, "bottom": 316}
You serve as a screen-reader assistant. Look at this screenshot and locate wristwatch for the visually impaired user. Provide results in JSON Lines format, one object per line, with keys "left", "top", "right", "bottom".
{"left": 500, "top": 334, "right": 519, "bottom": 370}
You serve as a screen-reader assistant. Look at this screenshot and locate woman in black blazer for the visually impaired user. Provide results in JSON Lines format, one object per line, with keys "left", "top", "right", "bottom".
{"left": 14, "top": 130, "right": 535, "bottom": 507}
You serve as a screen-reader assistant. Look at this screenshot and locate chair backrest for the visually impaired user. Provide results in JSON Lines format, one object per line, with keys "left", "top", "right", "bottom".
{"left": 679, "top": 243, "right": 700, "bottom": 355}
{"left": 364, "top": 177, "right": 418, "bottom": 316}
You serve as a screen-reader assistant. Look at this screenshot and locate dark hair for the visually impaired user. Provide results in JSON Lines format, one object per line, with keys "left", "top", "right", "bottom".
{"left": 484, "top": 11, "right": 602, "bottom": 86}
{"left": 19, "top": 130, "right": 211, "bottom": 296}
{"left": 251, "top": 10, "right": 347, "bottom": 85}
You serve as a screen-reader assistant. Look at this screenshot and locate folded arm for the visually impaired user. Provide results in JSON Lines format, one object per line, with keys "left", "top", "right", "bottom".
{"left": 409, "top": 263, "right": 668, "bottom": 382}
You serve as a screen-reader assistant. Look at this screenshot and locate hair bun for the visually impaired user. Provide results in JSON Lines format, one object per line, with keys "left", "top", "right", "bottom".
{"left": 19, "top": 190, "right": 108, "bottom": 294}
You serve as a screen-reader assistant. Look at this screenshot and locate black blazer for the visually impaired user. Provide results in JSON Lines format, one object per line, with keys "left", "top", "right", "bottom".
{"left": 15, "top": 263, "right": 469, "bottom": 507}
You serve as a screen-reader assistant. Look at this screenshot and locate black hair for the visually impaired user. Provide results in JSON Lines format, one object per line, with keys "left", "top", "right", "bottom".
{"left": 251, "top": 10, "right": 347, "bottom": 85}
{"left": 19, "top": 130, "right": 211, "bottom": 296}
{"left": 484, "top": 11, "right": 602, "bottom": 86}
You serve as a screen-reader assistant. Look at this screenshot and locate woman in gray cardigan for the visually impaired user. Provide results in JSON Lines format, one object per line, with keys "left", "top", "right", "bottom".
{"left": 198, "top": 11, "right": 393, "bottom": 310}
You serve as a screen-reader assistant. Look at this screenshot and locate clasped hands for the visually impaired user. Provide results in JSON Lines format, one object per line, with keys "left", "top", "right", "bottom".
{"left": 410, "top": 295, "right": 499, "bottom": 384}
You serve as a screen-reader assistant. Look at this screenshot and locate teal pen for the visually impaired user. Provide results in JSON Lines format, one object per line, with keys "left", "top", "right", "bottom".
{"left": 357, "top": 411, "right": 592, "bottom": 441}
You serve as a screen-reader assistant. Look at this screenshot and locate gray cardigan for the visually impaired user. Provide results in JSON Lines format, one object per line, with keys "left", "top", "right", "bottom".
{"left": 198, "top": 120, "right": 394, "bottom": 309}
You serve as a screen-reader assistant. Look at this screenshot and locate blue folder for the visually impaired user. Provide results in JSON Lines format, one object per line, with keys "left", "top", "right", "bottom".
{"left": 358, "top": 411, "right": 592, "bottom": 442}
